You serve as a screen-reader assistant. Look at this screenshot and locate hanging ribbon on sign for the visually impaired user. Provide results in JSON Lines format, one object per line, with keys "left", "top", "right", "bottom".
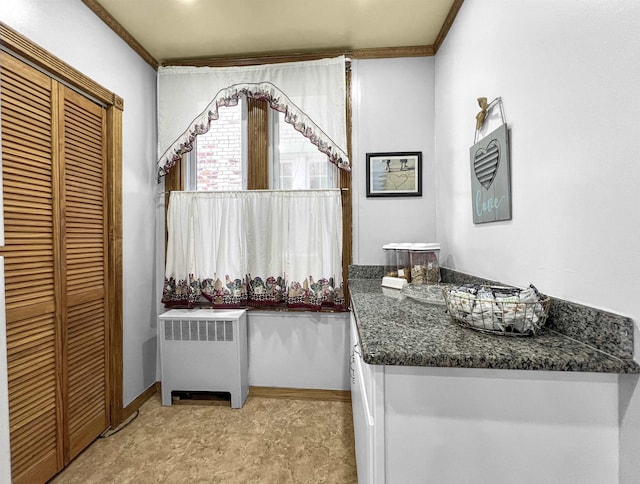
{"left": 474, "top": 97, "right": 506, "bottom": 144}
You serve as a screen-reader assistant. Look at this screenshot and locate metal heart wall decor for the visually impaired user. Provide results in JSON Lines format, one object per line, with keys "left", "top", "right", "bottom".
{"left": 469, "top": 123, "right": 511, "bottom": 224}
{"left": 473, "top": 139, "right": 500, "bottom": 189}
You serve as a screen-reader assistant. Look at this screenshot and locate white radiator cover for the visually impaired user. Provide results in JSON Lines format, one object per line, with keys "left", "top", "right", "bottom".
{"left": 158, "top": 309, "right": 248, "bottom": 408}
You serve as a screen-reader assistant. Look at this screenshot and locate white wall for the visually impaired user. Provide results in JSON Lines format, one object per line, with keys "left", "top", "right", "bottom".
{"left": 248, "top": 311, "right": 350, "bottom": 390}
{"left": 351, "top": 57, "right": 437, "bottom": 264}
{"left": 0, "top": 0, "right": 158, "bottom": 413}
{"left": 433, "top": 0, "right": 640, "bottom": 481}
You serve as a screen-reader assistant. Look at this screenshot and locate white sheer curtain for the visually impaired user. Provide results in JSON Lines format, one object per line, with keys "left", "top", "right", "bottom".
{"left": 157, "top": 56, "right": 350, "bottom": 178}
{"left": 163, "top": 190, "right": 345, "bottom": 310}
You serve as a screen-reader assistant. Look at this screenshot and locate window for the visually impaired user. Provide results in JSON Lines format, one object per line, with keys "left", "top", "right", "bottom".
{"left": 271, "top": 109, "right": 337, "bottom": 190}
{"left": 185, "top": 96, "right": 337, "bottom": 191}
{"left": 163, "top": 66, "right": 353, "bottom": 309}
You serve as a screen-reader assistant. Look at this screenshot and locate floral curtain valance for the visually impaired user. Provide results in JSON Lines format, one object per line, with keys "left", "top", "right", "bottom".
{"left": 157, "top": 56, "right": 350, "bottom": 180}
{"left": 163, "top": 190, "right": 345, "bottom": 311}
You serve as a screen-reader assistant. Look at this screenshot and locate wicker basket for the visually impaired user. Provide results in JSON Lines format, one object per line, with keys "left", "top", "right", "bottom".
{"left": 442, "top": 284, "right": 550, "bottom": 336}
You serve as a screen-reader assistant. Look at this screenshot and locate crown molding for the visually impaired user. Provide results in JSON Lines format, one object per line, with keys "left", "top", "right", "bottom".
{"left": 163, "top": 49, "right": 351, "bottom": 67}
{"left": 351, "top": 45, "right": 435, "bottom": 59}
{"left": 162, "top": 44, "right": 435, "bottom": 68}
{"left": 82, "top": 0, "right": 159, "bottom": 70}
{"left": 434, "top": 0, "right": 465, "bottom": 53}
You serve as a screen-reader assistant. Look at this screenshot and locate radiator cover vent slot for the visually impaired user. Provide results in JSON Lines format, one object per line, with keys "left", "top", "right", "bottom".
{"left": 164, "top": 319, "right": 234, "bottom": 342}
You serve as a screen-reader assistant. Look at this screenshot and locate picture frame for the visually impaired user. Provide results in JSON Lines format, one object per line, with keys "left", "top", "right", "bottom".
{"left": 366, "top": 151, "right": 422, "bottom": 197}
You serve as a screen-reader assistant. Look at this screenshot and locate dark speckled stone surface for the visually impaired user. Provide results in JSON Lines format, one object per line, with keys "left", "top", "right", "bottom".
{"left": 441, "top": 268, "right": 635, "bottom": 360}
{"left": 348, "top": 266, "right": 639, "bottom": 373}
{"left": 348, "top": 265, "right": 385, "bottom": 280}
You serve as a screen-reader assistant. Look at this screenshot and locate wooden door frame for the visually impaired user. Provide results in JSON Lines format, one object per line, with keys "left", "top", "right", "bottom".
{"left": 0, "top": 22, "right": 126, "bottom": 427}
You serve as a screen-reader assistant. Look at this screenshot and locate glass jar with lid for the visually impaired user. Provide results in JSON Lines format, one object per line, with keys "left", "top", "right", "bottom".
{"left": 383, "top": 243, "right": 400, "bottom": 278}
{"left": 409, "top": 243, "right": 441, "bottom": 284}
{"left": 396, "top": 243, "right": 413, "bottom": 282}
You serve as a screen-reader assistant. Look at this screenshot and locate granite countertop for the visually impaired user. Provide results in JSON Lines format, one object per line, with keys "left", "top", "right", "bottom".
{"left": 349, "top": 278, "right": 640, "bottom": 373}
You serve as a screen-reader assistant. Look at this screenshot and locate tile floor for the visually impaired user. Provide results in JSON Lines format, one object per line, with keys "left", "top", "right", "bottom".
{"left": 50, "top": 393, "right": 358, "bottom": 483}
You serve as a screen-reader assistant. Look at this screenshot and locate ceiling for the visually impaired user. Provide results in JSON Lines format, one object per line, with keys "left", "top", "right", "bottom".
{"left": 87, "top": 0, "right": 460, "bottom": 66}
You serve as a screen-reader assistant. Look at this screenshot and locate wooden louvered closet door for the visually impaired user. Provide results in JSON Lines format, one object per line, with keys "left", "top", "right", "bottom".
{"left": 0, "top": 51, "right": 109, "bottom": 484}
{"left": 1, "top": 50, "right": 60, "bottom": 484}
{"left": 58, "top": 84, "right": 109, "bottom": 462}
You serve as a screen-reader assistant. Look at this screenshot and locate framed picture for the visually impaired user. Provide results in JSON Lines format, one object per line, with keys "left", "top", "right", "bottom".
{"left": 366, "top": 151, "right": 422, "bottom": 197}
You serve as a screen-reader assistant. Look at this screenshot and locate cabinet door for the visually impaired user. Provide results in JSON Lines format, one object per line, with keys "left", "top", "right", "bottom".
{"left": 350, "top": 325, "right": 371, "bottom": 483}
{"left": 350, "top": 314, "right": 384, "bottom": 484}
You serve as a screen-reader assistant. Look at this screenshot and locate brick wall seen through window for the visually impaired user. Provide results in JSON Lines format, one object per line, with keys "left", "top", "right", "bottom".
{"left": 196, "top": 103, "right": 242, "bottom": 191}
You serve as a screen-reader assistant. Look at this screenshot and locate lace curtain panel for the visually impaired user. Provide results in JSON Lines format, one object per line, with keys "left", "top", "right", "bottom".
{"left": 163, "top": 190, "right": 345, "bottom": 311}
{"left": 157, "top": 56, "right": 350, "bottom": 178}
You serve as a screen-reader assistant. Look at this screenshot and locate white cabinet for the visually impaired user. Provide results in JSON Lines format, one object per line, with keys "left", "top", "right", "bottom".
{"left": 350, "top": 314, "right": 385, "bottom": 484}
{"left": 349, "top": 309, "right": 619, "bottom": 484}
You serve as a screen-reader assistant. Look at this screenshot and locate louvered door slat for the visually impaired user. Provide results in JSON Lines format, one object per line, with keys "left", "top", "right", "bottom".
{"left": 4, "top": 217, "right": 51, "bottom": 229}
{"left": 66, "top": 137, "right": 103, "bottom": 160}
{"left": 5, "top": 330, "right": 55, "bottom": 355}
{"left": 7, "top": 357, "right": 55, "bottom": 396}
{"left": 3, "top": 183, "right": 53, "bottom": 200}
{"left": 60, "top": 85, "right": 109, "bottom": 462}
{"left": 4, "top": 234, "right": 54, "bottom": 243}
{"left": 10, "top": 412, "right": 56, "bottom": 449}
{"left": 3, "top": 192, "right": 52, "bottom": 207}
{"left": 69, "top": 361, "right": 104, "bottom": 396}
{"left": 70, "top": 392, "right": 105, "bottom": 430}
{"left": 61, "top": 262, "right": 101, "bottom": 274}
{"left": 66, "top": 185, "right": 103, "bottom": 201}
{"left": 70, "top": 387, "right": 105, "bottom": 420}
{"left": 10, "top": 435, "right": 57, "bottom": 484}
{"left": 9, "top": 380, "right": 56, "bottom": 419}
{"left": 8, "top": 364, "right": 55, "bottom": 397}
{"left": 68, "top": 321, "right": 103, "bottom": 354}
{"left": 66, "top": 178, "right": 102, "bottom": 193}
{"left": 2, "top": 81, "right": 51, "bottom": 107}
{"left": 4, "top": 261, "right": 53, "bottom": 274}
{"left": 0, "top": 52, "right": 61, "bottom": 484}
{"left": 2, "top": 110, "right": 52, "bottom": 140}
{"left": 68, "top": 320, "right": 104, "bottom": 350}
{"left": 2, "top": 146, "right": 53, "bottom": 173}
{"left": 66, "top": 206, "right": 104, "bottom": 219}
{"left": 65, "top": 157, "right": 103, "bottom": 177}
{"left": 1, "top": 92, "right": 52, "bottom": 122}
{"left": 4, "top": 278, "right": 53, "bottom": 296}
{"left": 1, "top": 91, "right": 52, "bottom": 121}
{"left": 3, "top": 177, "right": 52, "bottom": 193}
{"left": 67, "top": 221, "right": 104, "bottom": 231}
{"left": 2, "top": 63, "right": 52, "bottom": 96}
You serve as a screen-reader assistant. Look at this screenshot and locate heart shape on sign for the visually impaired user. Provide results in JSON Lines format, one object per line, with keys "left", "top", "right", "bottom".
{"left": 474, "top": 139, "right": 501, "bottom": 190}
